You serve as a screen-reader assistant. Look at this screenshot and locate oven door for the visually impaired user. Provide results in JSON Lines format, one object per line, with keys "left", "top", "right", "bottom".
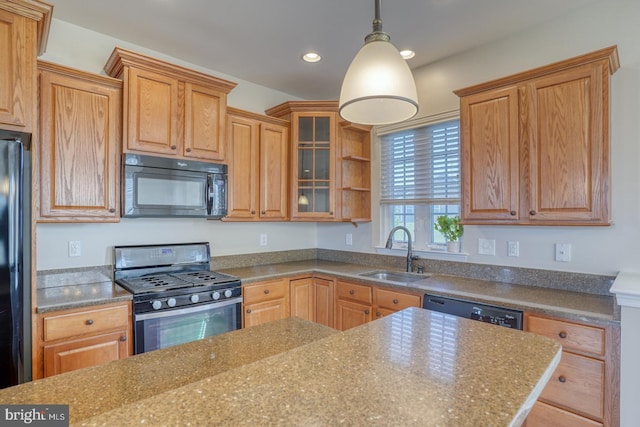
{"left": 133, "top": 298, "right": 241, "bottom": 354}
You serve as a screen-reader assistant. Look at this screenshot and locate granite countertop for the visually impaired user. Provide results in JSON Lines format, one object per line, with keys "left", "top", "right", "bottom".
{"left": 218, "top": 260, "right": 618, "bottom": 326}
{"left": 0, "top": 310, "right": 561, "bottom": 426}
{"left": 35, "top": 259, "right": 618, "bottom": 326}
{"left": 0, "top": 317, "right": 337, "bottom": 424}
{"left": 64, "top": 308, "right": 560, "bottom": 426}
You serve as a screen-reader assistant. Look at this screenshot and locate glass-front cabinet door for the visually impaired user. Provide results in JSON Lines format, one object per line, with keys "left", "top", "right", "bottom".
{"left": 291, "top": 112, "right": 336, "bottom": 220}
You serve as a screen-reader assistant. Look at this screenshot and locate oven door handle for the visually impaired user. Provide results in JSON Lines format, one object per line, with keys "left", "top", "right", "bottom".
{"left": 135, "top": 297, "right": 242, "bottom": 321}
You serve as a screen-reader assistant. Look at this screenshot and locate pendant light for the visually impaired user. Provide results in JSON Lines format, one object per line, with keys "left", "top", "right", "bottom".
{"left": 339, "top": 0, "right": 418, "bottom": 125}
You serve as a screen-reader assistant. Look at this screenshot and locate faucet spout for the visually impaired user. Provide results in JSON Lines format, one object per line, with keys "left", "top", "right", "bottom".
{"left": 385, "top": 226, "right": 414, "bottom": 272}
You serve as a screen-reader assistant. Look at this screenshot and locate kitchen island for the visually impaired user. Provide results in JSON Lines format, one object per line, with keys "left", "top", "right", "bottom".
{"left": 1, "top": 308, "right": 561, "bottom": 426}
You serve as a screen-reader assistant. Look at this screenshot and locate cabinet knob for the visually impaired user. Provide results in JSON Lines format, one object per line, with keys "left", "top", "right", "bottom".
{"left": 349, "top": 290, "right": 354, "bottom": 295}
{"left": 558, "top": 375, "right": 567, "bottom": 383}
{"left": 186, "top": 147, "right": 192, "bottom": 152}
{"left": 558, "top": 331, "right": 568, "bottom": 339}
{"left": 510, "top": 210, "right": 516, "bottom": 216}
{"left": 119, "top": 336, "right": 127, "bottom": 342}
{"left": 529, "top": 210, "right": 537, "bottom": 216}
{"left": 393, "top": 299, "right": 399, "bottom": 304}
{"left": 85, "top": 319, "right": 94, "bottom": 325}
{"left": 251, "top": 210, "right": 256, "bottom": 215}
{"left": 364, "top": 309, "right": 370, "bottom": 315}
{"left": 171, "top": 145, "right": 177, "bottom": 150}
{"left": 376, "top": 311, "right": 382, "bottom": 318}
{"left": 109, "top": 208, "right": 116, "bottom": 213}
{"left": 330, "top": 211, "right": 334, "bottom": 215}
{"left": 264, "top": 289, "right": 270, "bottom": 295}
{"left": 246, "top": 309, "right": 252, "bottom": 314}
{"left": 261, "top": 211, "right": 266, "bottom": 215}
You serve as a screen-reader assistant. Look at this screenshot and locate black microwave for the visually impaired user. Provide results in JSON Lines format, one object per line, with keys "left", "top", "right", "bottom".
{"left": 122, "top": 154, "right": 227, "bottom": 218}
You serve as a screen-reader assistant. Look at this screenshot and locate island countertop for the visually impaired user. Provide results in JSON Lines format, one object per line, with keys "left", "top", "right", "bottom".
{"left": 52, "top": 308, "right": 562, "bottom": 426}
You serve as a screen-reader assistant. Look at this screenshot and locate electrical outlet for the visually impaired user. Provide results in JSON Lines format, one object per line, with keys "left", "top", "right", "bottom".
{"left": 478, "top": 238, "right": 496, "bottom": 256}
{"left": 555, "top": 243, "right": 571, "bottom": 262}
{"left": 259, "top": 234, "right": 268, "bottom": 246}
{"left": 346, "top": 233, "right": 353, "bottom": 246}
{"left": 507, "top": 241, "right": 519, "bottom": 257}
{"left": 68, "top": 240, "right": 81, "bottom": 257}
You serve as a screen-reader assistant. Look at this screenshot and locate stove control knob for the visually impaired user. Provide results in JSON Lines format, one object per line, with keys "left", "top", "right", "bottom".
{"left": 190, "top": 294, "right": 200, "bottom": 303}
{"left": 167, "top": 298, "right": 177, "bottom": 308}
{"left": 151, "top": 300, "right": 162, "bottom": 310}
{"left": 212, "top": 291, "right": 221, "bottom": 300}
{"left": 224, "top": 289, "right": 233, "bottom": 298}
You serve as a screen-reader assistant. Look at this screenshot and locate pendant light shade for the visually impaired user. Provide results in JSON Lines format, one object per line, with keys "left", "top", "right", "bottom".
{"left": 339, "top": 0, "right": 418, "bottom": 125}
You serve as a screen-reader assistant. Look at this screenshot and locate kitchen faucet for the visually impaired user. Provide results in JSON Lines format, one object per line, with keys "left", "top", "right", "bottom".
{"left": 385, "top": 226, "right": 416, "bottom": 273}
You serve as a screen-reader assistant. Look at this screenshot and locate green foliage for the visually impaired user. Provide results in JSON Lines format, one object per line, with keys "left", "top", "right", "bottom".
{"left": 434, "top": 215, "right": 464, "bottom": 242}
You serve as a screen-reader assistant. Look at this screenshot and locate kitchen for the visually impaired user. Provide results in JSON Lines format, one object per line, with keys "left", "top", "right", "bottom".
{"left": 1, "top": 0, "right": 639, "bottom": 425}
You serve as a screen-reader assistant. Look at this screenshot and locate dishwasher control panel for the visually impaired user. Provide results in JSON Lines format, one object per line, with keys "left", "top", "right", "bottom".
{"left": 423, "top": 294, "right": 523, "bottom": 330}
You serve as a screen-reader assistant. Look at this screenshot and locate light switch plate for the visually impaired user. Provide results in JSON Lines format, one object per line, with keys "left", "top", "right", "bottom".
{"left": 555, "top": 243, "right": 571, "bottom": 262}
{"left": 507, "top": 241, "right": 519, "bottom": 257}
{"left": 259, "top": 234, "right": 268, "bottom": 246}
{"left": 68, "top": 240, "right": 81, "bottom": 257}
{"left": 346, "top": 233, "right": 353, "bottom": 246}
{"left": 478, "top": 238, "right": 496, "bottom": 256}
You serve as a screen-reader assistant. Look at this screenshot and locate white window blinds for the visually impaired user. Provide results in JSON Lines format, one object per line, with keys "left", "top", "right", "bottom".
{"left": 380, "top": 119, "right": 460, "bottom": 205}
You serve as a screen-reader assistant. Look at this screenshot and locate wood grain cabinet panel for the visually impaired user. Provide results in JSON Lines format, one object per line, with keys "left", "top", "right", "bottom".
{"left": 0, "top": 8, "right": 36, "bottom": 132}
{"left": 455, "top": 46, "right": 618, "bottom": 225}
{"left": 290, "top": 276, "right": 334, "bottom": 328}
{"left": 35, "top": 301, "right": 132, "bottom": 379}
{"left": 243, "top": 278, "right": 290, "bottom": 328}
{"left": 37, "top": 61, "right": 121, "bottom": 221}
{"left": 225, "top": 108, "right": 289, "bottom": 221}
{"left": 524, "top": 313, "right": 619, "bottom": 427}
{"left": 373, "top": 288, "right": 422, "bottom": 319}
{"left": 104, "top": 47, "right": 236, "bottom": 163}
{"left": 335, "top": 280, "right": 372, "bottom": 330}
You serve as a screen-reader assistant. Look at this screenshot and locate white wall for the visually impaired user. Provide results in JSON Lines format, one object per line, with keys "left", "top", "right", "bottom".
{"left": 38, "top": 2, "right": 640, "bottom": 276}
{"left": 319, "top": 0, "right": 640, "bottom": 276}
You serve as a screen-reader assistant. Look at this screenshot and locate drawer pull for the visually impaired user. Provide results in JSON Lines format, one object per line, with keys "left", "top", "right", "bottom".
{"left": 364, "top": 309, "right": 370, "bottom": 315}
{"left": 529, "top": 210, "right": 536, "bottom": 215}
{"left": 86, "top": 319, "right": 94, "bottom": 325}
{"left": 558, "top": 331, "right": 568, "bottom": 339}
{"left": 251, "top": 210, "right": 256, "bottom": 215}
{"left": 558, "top": 375, "right": 567, "bottom": 383}
{"left": 376, "top": 311, "right": 382, "bottom": 318}
{"left": 119, "top": 336, "right": 127, "bottom": 342}
{"left": 393, "top": 299, "right": 399, "bottom": 304}
{"left": 510, "top": 210, "right": 516, "bottom": 216}
{"left": 246, "top": 309, "right": 252, "bottom": 314}
{"left": 171, "top": 145, "right": 177, "bottom": 150}
{"left": 264, "top": 289, "right": 270, "bottom": 295}
{"left": 186, "top": 148, "right": 192, "bottom": 152}
{"left": 349, "top": 290, "right": 355, "bottom": 295}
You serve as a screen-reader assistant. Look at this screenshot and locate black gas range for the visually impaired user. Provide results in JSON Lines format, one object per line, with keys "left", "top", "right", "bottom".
{"left": 113, "top": 242, "right": 242, "bottom": 354}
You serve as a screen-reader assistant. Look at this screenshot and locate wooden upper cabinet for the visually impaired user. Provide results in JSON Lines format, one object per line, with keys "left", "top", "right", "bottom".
{"left": 225, "top": 107, "right": 289, "bottom": 221}
{"left": 37, "top": 61, "right": 121, "bottom": 222}
{"left": 455, "top": 46, "right": 619, "bottom": 226}
{"left": 0, "top": 8, "right": 36, "bottom": 132}
{"left": 104, "top": 47, "right": 236, "bottom": 162}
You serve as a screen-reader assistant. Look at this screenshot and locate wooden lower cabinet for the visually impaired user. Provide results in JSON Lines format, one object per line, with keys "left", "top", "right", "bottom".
{"left": 524, "top": 313, "right": 619, "bottom": 427}
{"left": 35, "top": 301, "right": 132, "bottom": 379}
{"left": 243, "top": 278, "right": 290, "bottom": 328}
{"left": 373, "top": 287, "right": 422, "bottom": 319}
{"left": 290, "top": 276, "right": 334, "bottom": 328}
{"left": 335, "top": 281, "right": 373, "bottom": 330}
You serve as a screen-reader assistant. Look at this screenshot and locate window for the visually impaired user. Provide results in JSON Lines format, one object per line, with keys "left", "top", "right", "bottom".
{"left": 379, "top": 116, "right": 460, "bottom": 250}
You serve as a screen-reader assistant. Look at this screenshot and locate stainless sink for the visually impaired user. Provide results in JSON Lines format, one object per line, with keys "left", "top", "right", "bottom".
{"left": 358, "top": 270, "right": 429, "bottom": 283}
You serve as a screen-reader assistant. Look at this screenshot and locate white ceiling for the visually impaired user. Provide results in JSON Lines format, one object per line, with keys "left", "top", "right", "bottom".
{"left": 47, "top": 0, "right": 601, "bottom": 100}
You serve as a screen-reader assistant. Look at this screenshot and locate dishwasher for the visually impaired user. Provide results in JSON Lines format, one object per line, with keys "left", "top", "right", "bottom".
{"left": 423, "top": 294, "right": 523, "bottom": 330}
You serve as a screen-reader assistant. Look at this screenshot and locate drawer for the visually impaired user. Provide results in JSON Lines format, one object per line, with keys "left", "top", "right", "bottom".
{"left": 336, "top": 281, "right": 373, "bottom": 304}
{"left": 526, "top": 315, "right": 605, "bottom": 356}
{"left": 539, "top": 352, "right": 604, "bottom": 420}
{"left": 526, "top": 401, "right": 603, "bottom": 427}
{"left": 375, "top": 288, "right": 421, "bottom": 310}
{"left": 43, "top": 304, "right": 130, "bottom": 342}
{"left": 243, "top": 279, "right": 288, "bottom": 304}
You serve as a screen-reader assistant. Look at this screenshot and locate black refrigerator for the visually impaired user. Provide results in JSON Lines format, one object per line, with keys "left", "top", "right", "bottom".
{"left": 0, "top": 129, "right": 31, "bottom": 389}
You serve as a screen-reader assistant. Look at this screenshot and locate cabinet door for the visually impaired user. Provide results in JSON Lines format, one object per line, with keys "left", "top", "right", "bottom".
{"left": 291, "top": 112, "right": 336, "bottom": 220}
{"left": 125, "top": 67, "right": 181, "bottom": 155}
{"left": 38, "top": 64, "right": 121, "bottom": 221}
{"left": 460, "top": 86, "right": 520, "bottom": 222}
{"left": 226, "top": 114, "right": 259, "bottom": 220}
{"left": 525, "top": 401, "right": 603, "bottom": 427}
{"left": 260, "top": 122, "right": 289, "bottom": 220}
{"left": 184, "top": 82, "right": 226, "bottom": 161}
{"left": 290, "top": 278, "right": 314, "bottom": 322}
{"left": 335, "top": 299, "right": 372, "bottom": 331}
{"left": 313, "top": 277, "right": 334, "bottom": 328}
{"left": 43, "top": 330, "right": 129, "bottom": 377}
{"left": 243, "top": 299, "right": 289, "bottom": 328}
{"left": 0, "top": 10, "right": 36, "bottom": 131}
{"left": 523, "top": 62, "right": 609, "bottom": 223}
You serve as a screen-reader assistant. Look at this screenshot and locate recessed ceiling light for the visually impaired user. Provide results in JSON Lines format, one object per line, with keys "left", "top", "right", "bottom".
{"left": 302, "top": 52, "right": 322, "bottom": 63}
{"left": 400, "top": 50, "right": 415, "bottom": 60}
